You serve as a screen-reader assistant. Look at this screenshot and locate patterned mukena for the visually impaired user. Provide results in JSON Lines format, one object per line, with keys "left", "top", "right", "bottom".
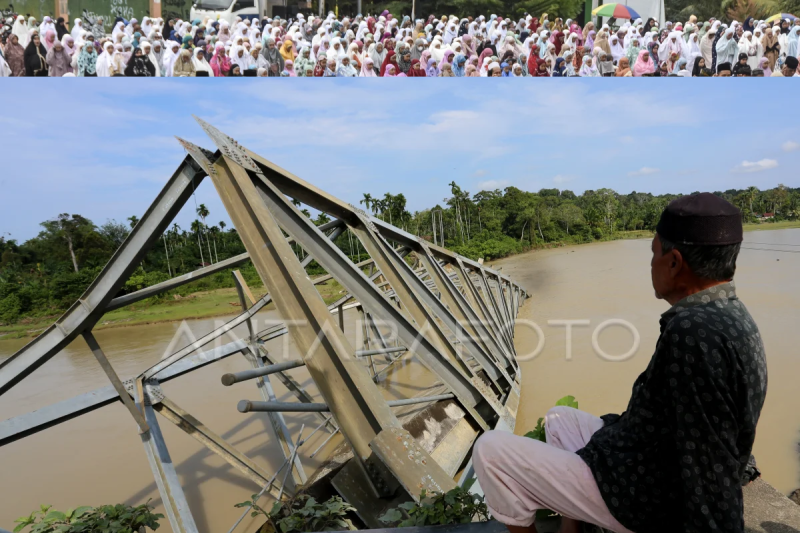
{"left": 576, "top": 281, "right": 768, "bottom": 533}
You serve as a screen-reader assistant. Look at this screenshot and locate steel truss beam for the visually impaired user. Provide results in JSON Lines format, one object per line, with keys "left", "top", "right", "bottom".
{"left": 192, "top": 143, "right": 493, "bottom": 424}
{"left": 232, "top": 270, "right": 307, "bottom": 488}
{"left": 1, "top": 251, "right": 368, "bottom": 447}
{"left": 453, "top": 258, "right": 514, "bottom": 363}
{"left": 105, "top": 218, "right": 343, "bottom": 312}
{"left": 250, "top": 170, "right": 492, "bottom": 427}
{"left": 0, "top": 159, "right": 205, "bottom": 396}
{"left": 1, "top": 118, "right": 530, "bottom": 529}
{"left": 416, "top": 245, "right": 515, "bottom": 377}
{"left": 347, "top": 212, "right": 514, "bottom": 429}
{"left": 151, "top": 393, "right": 284, "bottom": 499}
{"left": 241, "top": 145, "right": 527, "bottom": 300}
{"left": 141, "top": 401, "right": 199, "bottom": 533}
{"left": 194, "top": 118, "right": 455, "bottom": 498}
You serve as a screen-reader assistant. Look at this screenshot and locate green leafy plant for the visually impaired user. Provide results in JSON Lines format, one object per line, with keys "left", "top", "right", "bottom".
{"left": 524, "top": 395, "right": 578, "bottom": 443}
{"left": 235, "top": 494, "right": 355, "bottom": 533}
{"left": 14, "top": 501, "right": 163, "bottom": 533}
{"left": 378, "top": 479, "right": 490, "bottom": 527}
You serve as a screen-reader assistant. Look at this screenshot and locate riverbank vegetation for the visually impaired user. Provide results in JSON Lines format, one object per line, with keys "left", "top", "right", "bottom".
{"left": 1, "top": 184, "right": 798, "bottom": 334}
{"left": 13, "top": 502, "right": 163, "bottom": 533}
{"left": 379, "top": 480, "right": 489, "bottom": 527}
{"left": 235, "top": 494, "right": 356, "bottom": 533}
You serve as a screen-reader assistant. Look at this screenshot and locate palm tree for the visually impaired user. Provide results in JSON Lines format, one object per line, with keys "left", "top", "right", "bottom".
{"left": 383, "top": 193, "right": 394, "bottom": 225}
{"left": 218, "top": 221, "right": 227, "bottom": 250}
{"left": 746, "top": 186, "right": 759, "bottom": 216}
{"left": 375, "top": 199, "right": 387, "bottom": 221}
{"left": 360, "top": 193, "right": 373, "bottom": 213}
{"left": 208, "top": 226, "right": 220, "bottom": 263}
{"left": 196, "top": 204, "right": 214, "bottom": 263}
{"left": 190, "top": 219, "right": 205, "bottom": 265}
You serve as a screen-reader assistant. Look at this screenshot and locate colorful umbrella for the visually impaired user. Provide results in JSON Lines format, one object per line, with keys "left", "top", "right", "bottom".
{"left": 591, "top": 3, "right": 642, "bottom": 19}
{"left": 765, "top": 13, "right": 797, "bottom": 23}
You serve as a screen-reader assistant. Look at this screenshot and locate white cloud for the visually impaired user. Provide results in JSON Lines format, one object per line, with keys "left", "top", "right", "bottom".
{"left": 477, "top": 179, "right": 510, "bottom": 190}
{"left": 628, "top": 167, "right": 660, "bottom": 177}
{"left": 472, "top": 169, "right": 488, "bottom": 177}
{"left": 620, "top": 135, "right": 635, "bottom": 144}
{"left": 553, "top": 175, "right": 574, "bottom": 184}
{"left": 732, "top": 159, "right": 779, "bottom": 173}
{"left": 782, "top": 141, "right": 800, "bottom": 152}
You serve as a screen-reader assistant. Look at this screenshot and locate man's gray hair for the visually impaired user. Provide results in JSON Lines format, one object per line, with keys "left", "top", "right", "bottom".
{"left": 658, "top": 235, "right": 740, "bottom": 281}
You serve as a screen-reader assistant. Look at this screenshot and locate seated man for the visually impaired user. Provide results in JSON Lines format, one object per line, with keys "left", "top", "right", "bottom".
{"left": 474, "top": 193, "right": 767, "bottom": 533}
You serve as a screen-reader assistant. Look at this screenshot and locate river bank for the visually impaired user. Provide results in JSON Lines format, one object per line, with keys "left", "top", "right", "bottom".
{"left": 0, "top": 278, "right": 346, "bottom": 339}
{"left": 1, "top": 220, "right": 797, "bottom": 340}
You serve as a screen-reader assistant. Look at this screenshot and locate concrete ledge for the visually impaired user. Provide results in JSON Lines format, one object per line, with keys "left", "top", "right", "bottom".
{"left": 745, "top": 479, "right": 800, "bottom": 533}
{"left": 346, "top": 521, "right": 508, "bottom": 533}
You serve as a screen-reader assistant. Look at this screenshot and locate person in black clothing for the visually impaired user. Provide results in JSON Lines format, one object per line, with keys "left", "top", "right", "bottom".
{"left": 162, "top": 19, "right": 174, "bottom": 41}
{"left": 23, "top": 34, "right": 48, "bottom": 76}
{"left": 55, "top": 17, "right": 69, "bottom": 40}
{"left": 732, "top": 52, "right": 750, "bottom": 76}
{"left": 477, "top": 39, "right": 497, "bottom": 59}
{"left": 473, "top": 193, "right": 766, "bottom": 533}
{"left": 124, "top": 47, "right": 155, "bottom": 77}
{"left": 691, "top": 56, "right": 706, "bottom": 76}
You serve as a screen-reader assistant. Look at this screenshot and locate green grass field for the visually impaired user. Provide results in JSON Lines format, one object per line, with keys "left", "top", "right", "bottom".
{"left": 743, "top": 220, "right": 800, "bottom": 231}
{"left": 0, "top": 278, "right": 347, "bottom": 339}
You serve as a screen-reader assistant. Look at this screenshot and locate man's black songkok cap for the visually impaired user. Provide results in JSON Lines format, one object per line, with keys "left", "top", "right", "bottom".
{"left": 656, "top": 193, "right": 743, "bottom": 245}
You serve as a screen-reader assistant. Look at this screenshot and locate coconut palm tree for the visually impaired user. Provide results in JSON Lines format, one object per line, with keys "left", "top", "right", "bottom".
{"left": 360, "top": 193, "right": 373, "bottom": 213}
{"left": 196, "top": 204, "right": 214, "bottom": 263}
{"left": 746, "top": 186, "right": 759, "bottom": 216}
{"left": 219, "top": 221, "right": 227, "bottom": 250}
{"left": 190, "top": 219, "right": 205, "bottom": 265}
{"left": 208, "top": 226, "right": 220, "bottom": 263}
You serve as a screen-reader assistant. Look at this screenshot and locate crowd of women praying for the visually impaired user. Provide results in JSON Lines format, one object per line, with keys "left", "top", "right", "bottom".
{"left": 2, "top": 10, "right": 799, "bottom": 77}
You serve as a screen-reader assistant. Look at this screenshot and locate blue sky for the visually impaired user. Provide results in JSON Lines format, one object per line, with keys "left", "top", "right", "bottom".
{"left": 1, "top": 80, "right": 799, "bottom": 242}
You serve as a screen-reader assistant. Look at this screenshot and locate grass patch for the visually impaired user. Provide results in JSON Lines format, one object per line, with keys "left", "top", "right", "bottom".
{"left": 0, "top": 278, "right": 348, "bottom": 339}
{"left": 743, "top": 220, "right": 800, "bottom": 232}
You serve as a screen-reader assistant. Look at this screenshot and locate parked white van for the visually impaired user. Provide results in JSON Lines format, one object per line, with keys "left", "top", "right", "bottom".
{"left": 190, "top": 0, "right": 261, "bottom": 27}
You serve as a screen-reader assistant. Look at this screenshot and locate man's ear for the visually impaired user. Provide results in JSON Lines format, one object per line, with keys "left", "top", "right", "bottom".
{"left": 668, "top": 248, "right": 683, "bottom": 277}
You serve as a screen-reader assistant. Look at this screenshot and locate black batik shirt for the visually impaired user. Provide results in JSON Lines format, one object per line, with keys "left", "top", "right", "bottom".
{"left": 576, "top": 282, "right": 768, "bottom": 533}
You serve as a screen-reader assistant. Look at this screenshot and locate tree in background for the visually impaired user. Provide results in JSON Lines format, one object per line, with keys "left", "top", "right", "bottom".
{"left": 190, "top": 219, "right": 205, "bottom": 265}
{"left": 1, "top": 185, "right": 798, "bottom": 326}
{"left": 360, "top": 193, "right": 374, "bottom": 214}
{"left": 38, "top": 214, "right": 110, "bottom": 274}
{"left": 196, "top": 204, "right": 215, "bottom": 264}
{"left": 553, "top": 203, "right": 584, "bottom": 236}
{"left": 725, "top": 0, "right": 776, "bottom": 21}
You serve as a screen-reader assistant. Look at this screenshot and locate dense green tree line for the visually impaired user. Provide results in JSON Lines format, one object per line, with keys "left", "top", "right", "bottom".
{"left": 1, "top": 184, "right": 797, "bottom": 324}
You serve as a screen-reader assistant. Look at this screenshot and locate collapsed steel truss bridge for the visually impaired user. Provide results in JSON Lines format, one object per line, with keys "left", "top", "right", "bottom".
{"left": 0, "top": 117, "right": 528, "bottom": 533}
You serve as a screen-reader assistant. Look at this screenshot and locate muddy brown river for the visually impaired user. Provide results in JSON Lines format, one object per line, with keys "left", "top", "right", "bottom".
{"left": 1, "top": 228, "right": 798, "bottom": 531}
